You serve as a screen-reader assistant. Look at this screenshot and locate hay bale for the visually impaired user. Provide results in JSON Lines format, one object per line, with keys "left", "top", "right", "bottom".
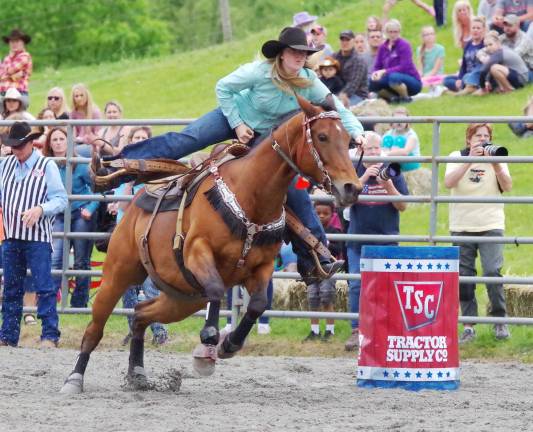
{"left": 403, "top": 168, "right": 432, "bottom": 198}
{"left": 273, "top": 279, "right": 349, "bottom": 312}
{"left": 504, "top": 285, "right": 533, "bottom": 317}
{"left": 351, "top": 99, "right": 393, "bottom": 136}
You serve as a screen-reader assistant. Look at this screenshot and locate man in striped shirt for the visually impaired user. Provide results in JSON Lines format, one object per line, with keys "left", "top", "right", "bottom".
{"left": 0, "top": 122, "right": 67, "bottom": 347}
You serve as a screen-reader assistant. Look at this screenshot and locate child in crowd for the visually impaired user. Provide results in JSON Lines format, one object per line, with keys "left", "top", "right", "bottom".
{"left": 475, "top": 31, "right": 529, "bottom": 95}
{"left": 303, "top": 197, "right": 344, "bottom": 342}
{"left": 416, "top": 25, "right": 446, "bottom": 97}
{"left": 382, "top": 106, "right": 431, "bottom": 197}
{"left": 318, "top": 57, "right": 344, "bottom": 95}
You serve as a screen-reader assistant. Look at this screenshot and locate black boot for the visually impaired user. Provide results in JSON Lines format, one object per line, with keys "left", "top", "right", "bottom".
{"left": 298, "top": 258, "right": 344, "bottom": 285}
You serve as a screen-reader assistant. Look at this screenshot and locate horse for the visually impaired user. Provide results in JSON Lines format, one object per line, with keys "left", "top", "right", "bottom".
{"left": 60, "top": 95, "right": 362, "bottom": 394}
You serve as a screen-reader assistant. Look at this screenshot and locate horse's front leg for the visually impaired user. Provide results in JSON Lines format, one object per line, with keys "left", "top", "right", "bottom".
{"left": 218, "top": 265, "right": 271, "bottom": 359}
{"left": 186, "top": 238, "right": 226, "bottom": 376}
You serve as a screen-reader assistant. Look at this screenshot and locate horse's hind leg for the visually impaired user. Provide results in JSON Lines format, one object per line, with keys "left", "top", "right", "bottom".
{"left": 60, "top": 259, "right": 146, "bottom": 394}
{"left": 125, "top": 298, "right": 152, "bottom": 389}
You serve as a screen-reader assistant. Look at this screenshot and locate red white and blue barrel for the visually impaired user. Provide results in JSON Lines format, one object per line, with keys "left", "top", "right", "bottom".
{"left": 357, "top": 246, "right": 460, "bottom": 391}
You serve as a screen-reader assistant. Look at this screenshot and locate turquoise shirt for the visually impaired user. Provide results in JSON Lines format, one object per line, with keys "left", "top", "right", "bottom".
{"left": 382, "top": 128, "right": 421, "bottom": 172}
{"left": 416, "top": 44, "right": 445, "bottom": 76}
{"left": 216, "top": 61, "right": 364, "bottom": 137}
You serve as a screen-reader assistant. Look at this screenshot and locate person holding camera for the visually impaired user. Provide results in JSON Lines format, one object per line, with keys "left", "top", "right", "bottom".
{"left": 444, "top": 123, "right": 512, "bottom": 344}
{"left": 344, "top": 132, "right": 409, "bottom": 351}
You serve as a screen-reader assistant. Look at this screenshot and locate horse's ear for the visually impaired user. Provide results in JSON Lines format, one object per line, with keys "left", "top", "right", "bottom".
{"left": 295, "top": 93, "right": 319, "bottom": 118}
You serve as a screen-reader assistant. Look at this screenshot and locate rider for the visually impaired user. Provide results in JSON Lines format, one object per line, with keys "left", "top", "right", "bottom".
{"left": 93, "top": 27, "right": 365, "bottom": 282}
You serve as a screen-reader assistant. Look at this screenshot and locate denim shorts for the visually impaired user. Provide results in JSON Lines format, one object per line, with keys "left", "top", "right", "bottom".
{"left": 307, "top": 278, "right": 336, "bottom": 309}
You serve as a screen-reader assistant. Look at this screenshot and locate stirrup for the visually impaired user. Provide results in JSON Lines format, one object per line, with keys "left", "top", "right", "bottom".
{"left": 300, "top": 250, "right": 344, "bottom": 285}
{"left": 89, "top": 151, "right": 123, "bottom": 192}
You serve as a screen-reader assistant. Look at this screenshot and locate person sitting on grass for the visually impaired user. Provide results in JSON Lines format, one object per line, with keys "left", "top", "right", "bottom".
{"left": 303, "top": 196, "right": 344, "bottom": 342}
{"left": 475, "top": 31, "right": 529, "bottom": 95}
{"left": 443, "top": 16, "right": 487, "bottom": 95}
{"left": 416, "top": 25, "right": 446, "bottom": 97}
{"left": 370, "top": 19, "right": 422, "bottom": 104}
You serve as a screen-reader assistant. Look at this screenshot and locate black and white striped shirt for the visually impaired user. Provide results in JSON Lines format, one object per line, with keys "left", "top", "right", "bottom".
{"left": 1, "top": 154, "right": 54, "bottom": 242}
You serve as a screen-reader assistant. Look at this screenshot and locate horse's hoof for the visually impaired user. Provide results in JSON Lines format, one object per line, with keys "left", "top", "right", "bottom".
{"left": 126, "top": 366, "right": 150, "bottom": 390}
{"left": 192, "top": 344, "right": 217, "bottom": 377}
{"left": 217, "top": 330, "right": 242, "bottom": 359}
{"left": 60, "top": 373, "right": 84, "bottom": 394}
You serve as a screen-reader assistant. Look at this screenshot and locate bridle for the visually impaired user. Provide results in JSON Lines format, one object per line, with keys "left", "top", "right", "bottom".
{"left": 271, "top": 110, "right": 341, "bottom": 193}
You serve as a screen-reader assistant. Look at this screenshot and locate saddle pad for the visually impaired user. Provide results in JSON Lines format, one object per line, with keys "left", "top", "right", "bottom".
{"left": 135, "top": 176, "right": 205, "bottom": 213}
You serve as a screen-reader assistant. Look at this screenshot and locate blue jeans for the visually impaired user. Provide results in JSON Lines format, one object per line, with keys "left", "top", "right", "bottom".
{"left": 443, "top": 67, "right": 481, "bottom": 91}
{"left": 346, "top": 245, "right": 362, "bottom": 330}
{"left": 0, "top": 244, "right": 33, "bottom": 293}
{"left": 122, "top": 278, "right": 167, "bottom": 336}
{"left": 369, "top": 72, "right": 422, "bottom": 96}
{"left": 52, "top": 210, "right": 96, "bottom": 308}
{"left": 120, "top": 107, "right": 327, "bottom": 273}
{"left": 0, "top": 239, "right": 60, "bottom": 346}
{"left": 346, "top": 241, "right": 397, "bottom": 330}
{"left": 226, "top": 279, "right": 273, "bottom": 325}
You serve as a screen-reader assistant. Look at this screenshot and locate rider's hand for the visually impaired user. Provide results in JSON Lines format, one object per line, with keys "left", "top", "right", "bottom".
{"left": 353, "top": 134, "right": 366, "bottom": 148}
{"left": 235, "top": 124, "right": 254, "bottom": 144}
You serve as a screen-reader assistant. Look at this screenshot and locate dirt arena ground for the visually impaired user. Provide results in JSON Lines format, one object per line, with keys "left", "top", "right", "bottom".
{"left": 1, "top": 347, "right": 532, "bottom": 432}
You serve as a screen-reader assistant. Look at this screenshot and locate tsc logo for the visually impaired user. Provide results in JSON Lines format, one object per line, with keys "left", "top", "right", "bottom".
{"left": 394, "top": 281, "right": 443, "bottom": 330}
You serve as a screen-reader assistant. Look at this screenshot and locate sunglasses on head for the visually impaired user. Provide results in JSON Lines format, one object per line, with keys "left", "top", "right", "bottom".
{"left": 48, "top": 96, "right": 61, "bottom": 101}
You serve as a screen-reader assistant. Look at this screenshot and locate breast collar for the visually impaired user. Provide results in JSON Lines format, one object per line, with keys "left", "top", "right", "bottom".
{"left": 207, "top": 162, "right": 286, "bottom": 268}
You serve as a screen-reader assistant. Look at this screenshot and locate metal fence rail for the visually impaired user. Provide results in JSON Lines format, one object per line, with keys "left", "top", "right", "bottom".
{"left": 3, "top": 116, "right": 533, "bottom": 326}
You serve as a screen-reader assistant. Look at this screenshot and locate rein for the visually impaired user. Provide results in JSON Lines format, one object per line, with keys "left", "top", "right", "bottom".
{"left": 270, "top": 110, "right": 342, "bottom": 193}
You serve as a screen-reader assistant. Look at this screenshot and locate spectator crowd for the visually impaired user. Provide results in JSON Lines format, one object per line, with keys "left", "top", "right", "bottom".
{"left": 0, "top": 0, "right": 531, "bottom": 349}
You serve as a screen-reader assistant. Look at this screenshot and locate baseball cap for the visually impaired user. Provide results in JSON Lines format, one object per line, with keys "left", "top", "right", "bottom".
{"left": 339, "top": 30, "right": 355, "bottom": 39}
{"left": 503, "top": 14, "right": 520, "bottom": 26}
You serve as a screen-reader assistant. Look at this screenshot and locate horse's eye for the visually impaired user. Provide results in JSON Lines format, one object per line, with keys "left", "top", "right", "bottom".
{"left": 317, "top": 133, "right": 328, "bottom": 142}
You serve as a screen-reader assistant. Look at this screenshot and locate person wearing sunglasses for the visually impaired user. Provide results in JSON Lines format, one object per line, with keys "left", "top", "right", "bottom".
{"left": 45, "top": 87, "right": 69, "bottom": 120}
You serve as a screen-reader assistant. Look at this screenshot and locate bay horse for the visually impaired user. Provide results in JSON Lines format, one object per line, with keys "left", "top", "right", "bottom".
{"left": 60, "top": 95, "right": 362, "bottom": 394}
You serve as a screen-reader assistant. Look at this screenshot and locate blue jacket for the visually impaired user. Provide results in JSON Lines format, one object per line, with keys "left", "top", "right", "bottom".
{"left": 215, "top": 60, "right": 364, "bottom": 137}
{"left": 56, "top": 162, "right": 99, "bottom": 215}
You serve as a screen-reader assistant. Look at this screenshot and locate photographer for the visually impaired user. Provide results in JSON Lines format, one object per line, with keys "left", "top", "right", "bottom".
{"left": 344, "top": 132, "right": 409, "bottom": 351}
{"left": 444, "top": 123, "right": 512, "bottom": 344}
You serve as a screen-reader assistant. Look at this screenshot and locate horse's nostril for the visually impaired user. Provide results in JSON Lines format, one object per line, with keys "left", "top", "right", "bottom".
{"left": 344, "top": 183, "right": 359, "bottom": 197}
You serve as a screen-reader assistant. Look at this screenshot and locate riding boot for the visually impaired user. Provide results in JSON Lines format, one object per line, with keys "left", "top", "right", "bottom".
{"left": 297, "top": 254, "right": 345, "bottom": 286}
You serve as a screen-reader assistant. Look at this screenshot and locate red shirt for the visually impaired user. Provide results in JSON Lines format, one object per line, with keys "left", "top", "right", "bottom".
{"left": 0, "top": 49, "right": 32, "bottom": 93}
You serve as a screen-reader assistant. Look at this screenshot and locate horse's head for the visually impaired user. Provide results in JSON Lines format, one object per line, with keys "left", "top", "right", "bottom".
{"left": 288, "top": 95, "right": 362, "bottom": 206}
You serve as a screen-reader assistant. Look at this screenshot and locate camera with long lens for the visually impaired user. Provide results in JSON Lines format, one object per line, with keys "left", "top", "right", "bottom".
{"left": 482, "top": 142, "right": 508, "bottom": 156}
{"left": 373, "top": 162, "right": 401, "bottom": 181}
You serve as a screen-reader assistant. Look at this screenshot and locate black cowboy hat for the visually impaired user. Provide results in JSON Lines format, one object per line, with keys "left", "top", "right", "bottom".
{"left": 261, "top": 27, "right": 319, "bottom": 59}
{"left": 1, "top": 122, "right": 41, "bottom": 148}
{"left": 2, "top": 29, "right": 31, "bottom": 44}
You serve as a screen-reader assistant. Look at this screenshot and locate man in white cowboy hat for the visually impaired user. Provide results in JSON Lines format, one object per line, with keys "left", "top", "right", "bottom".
{"left": 0, "top": 122, "right": 67, "bottom": 348}
{"left": 0, "top": 29, "right": 33, "bottom": 109}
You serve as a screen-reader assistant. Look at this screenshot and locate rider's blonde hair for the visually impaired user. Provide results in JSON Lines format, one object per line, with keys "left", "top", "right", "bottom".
{"left": 268, "top": 53, "right": 313, "bottom": 94}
